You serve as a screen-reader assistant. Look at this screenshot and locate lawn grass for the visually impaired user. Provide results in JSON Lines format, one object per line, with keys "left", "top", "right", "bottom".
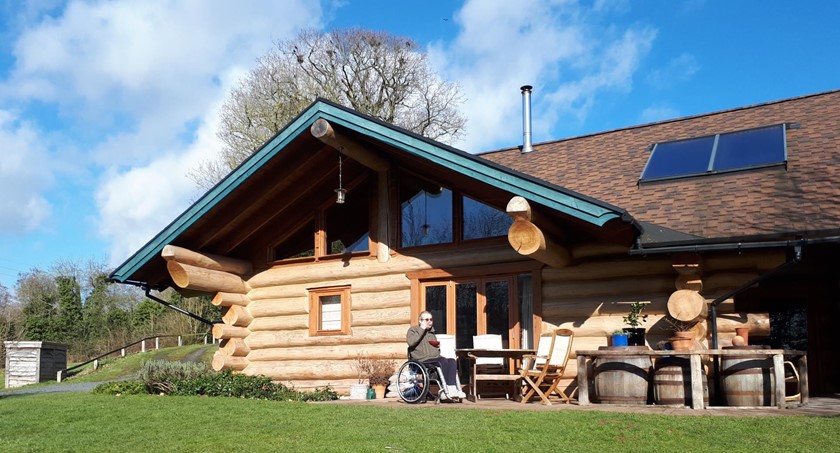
{"left": 0, "top": 393, "right": 838, "bottom": 452}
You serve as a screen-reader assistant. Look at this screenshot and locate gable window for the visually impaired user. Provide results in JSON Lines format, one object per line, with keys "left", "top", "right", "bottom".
{"left": 399, "top": 172, "right": 511, "bottom": 249}
{"left": 271, "top": 176, "right": 371, "bottom": 261}
{"left": 308, "top": 286, "right": 351, "bottom": 336}
{"left": 400, "top": 183, "right": 453, "bottom": 248}
{"left": 462, "top": 196, "right": 513, "bottom": 241}
{"left": 640, "top": 124, "right": 787, "bottom": 182}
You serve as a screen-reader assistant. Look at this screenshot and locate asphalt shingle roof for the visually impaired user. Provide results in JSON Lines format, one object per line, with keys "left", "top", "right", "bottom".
{"left": 481, "top": 90, "right": 840, "bottom": 240}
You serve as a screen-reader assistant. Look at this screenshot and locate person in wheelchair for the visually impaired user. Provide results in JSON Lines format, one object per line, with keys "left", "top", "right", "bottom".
{"left": 406, "top": 311, "right": 466, "bottom": 399}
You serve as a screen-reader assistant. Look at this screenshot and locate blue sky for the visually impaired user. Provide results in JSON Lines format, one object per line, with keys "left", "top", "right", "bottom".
{"left": 0, "top": 0, "right": 838, "bottom": 294}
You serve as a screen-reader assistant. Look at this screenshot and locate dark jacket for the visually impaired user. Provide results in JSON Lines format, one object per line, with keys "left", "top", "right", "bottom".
{"left": 406, "top": 325, "right": 440, "bottom": 362}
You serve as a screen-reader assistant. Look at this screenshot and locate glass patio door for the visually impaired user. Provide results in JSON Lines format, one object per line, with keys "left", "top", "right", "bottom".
{"left": 420, "top": 277, "right": 518, "bottom": 350}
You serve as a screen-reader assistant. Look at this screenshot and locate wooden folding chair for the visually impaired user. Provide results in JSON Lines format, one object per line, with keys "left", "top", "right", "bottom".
{"left": 519, "top": 328, "right": 574, "bottom": 405}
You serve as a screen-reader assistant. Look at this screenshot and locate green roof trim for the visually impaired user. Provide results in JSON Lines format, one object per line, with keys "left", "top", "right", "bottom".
{"left": 110, "top": 100, "right": 631, "bottom": 284}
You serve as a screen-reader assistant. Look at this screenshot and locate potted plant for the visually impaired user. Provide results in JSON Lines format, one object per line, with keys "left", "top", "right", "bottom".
{"left": 356, "top": 357, "right": 397, "bottom": 399}
{"left": 611, "top": 329, "right": 629, "bottom": 347}
{"left": 622, "top": 302, "right": 649, "bottom": 347}
{"left": 664, "top": 318, "right": 697, "bottom": 351}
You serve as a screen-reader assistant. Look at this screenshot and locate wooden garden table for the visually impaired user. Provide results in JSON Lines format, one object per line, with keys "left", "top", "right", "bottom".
{"left": 575, "top": 349, "right": 807, "bottom": 410}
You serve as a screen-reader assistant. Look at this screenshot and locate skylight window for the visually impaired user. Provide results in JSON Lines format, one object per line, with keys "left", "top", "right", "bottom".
{"left": 640, "top": 124, "right": 787, "bottom": 182}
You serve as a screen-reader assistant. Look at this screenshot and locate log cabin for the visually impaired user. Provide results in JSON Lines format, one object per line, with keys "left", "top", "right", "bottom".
{"left": 110, "top": 89, "right": 840, "bottom": 396}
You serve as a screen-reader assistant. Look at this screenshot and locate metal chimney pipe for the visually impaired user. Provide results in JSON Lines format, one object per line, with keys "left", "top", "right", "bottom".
{"left": 521, "top": 85, "right": 534, "bottom": 153}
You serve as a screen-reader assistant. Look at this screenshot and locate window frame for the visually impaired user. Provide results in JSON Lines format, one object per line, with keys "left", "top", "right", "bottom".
{"left": 308, "top": 285, "right": 351, "bottom": 336}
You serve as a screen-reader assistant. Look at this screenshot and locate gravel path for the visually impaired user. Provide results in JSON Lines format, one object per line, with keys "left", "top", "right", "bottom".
{"left": 0, "top": 381, "right": 108, "bottom": 396}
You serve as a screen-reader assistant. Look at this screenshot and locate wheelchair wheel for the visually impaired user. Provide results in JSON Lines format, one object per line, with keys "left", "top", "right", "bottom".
{"left": 397, "top": 360, "right": 429, "bottom": 404}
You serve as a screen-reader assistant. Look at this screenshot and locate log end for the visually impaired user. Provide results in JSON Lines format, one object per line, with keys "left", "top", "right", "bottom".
{"left": 212, "top": 351, "right": 248, "bottom": 371}
{"left": 667, "top": 289, "right": 707, "bottom": 322}
{"left": 310, "top": 118, "right": 333, "bottom": 139}
{"left": 508, "top": 220, "right": 545, "bottom": 254}
{"left": 166, "top": 261, "right": 189, "bottom": 288}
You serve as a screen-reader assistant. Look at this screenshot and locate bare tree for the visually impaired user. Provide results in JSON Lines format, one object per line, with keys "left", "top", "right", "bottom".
{"left": 190, "top": 28, "right": 466, "bottom": 190}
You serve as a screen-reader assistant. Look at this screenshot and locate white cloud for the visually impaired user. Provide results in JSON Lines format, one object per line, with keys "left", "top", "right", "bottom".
{"left": 646, "top": 53, "right": 700, "bottom": 89}
{"left": 0, "top": 0, "right": 322, "bottom": 264}
{"left": 639, "top": 104, "right": 681, "bottom": 124}
{"left": 3, "top": 0, "right": 321, "bottom": 165}
{"left": 429, "top": 0, "right": 656, "bottom": 152}
{"left": 95, "top": 88, "right": 227, "bottom": 266}
{"left": 0, "top": 110, "right": 53, "bottom": 233}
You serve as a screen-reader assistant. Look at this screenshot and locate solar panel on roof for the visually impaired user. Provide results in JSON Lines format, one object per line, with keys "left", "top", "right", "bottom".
{"left": 640, "top": 124, "right": 787, "bottom": 182}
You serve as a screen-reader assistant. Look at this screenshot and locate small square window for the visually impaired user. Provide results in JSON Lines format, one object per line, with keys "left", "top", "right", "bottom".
{"left": 309, "top": 286, "right": 351, "bottom": 336}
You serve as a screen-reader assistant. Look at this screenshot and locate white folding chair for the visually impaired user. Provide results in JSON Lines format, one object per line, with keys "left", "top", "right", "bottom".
{"left": 472, "top": 334, "right": 504, "bottom": 368}
{"left": 437, "top": 334, "right": 456, "bottom": 359}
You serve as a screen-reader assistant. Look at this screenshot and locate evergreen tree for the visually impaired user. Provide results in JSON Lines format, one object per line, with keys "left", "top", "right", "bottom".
{"left": 55, "top": 276, "right": 84, "bottom": 342}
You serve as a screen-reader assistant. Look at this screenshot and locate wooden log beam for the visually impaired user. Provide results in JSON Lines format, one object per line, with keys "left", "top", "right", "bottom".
{"left": 245, "top": 325, "right": 407, "bottom": 350}
{"left": 212, "top": 351, "right": 247, "bottom": 371}
{"left": 542, "top": 259, "right": 674, "bottom": 282}
{"left": 161, "top": 244, "right": 252, "bottom": 276}
{"left": 221, "top": 305, "right": 253, "bottom": 327}
{"left": 247, "top": 342, "right": 405, "bottom": 362}
{"left": 167, "top": 261, "right": 248, "bottom": 294}
{"left": 507, "top": 219, "right": 570, "bottom": 268}
{"left": 310, "top": 118, "right": 391, "bottom": 172}
{"left": 211, "top": 292, "right": 250, "bottom": 307}
{"left": 220, "top": 338, "right": 251, "bottom": 357}
{"left": 506, "top": 196, "right": 568, "bottom": 241}
{"left": 667, "top": 289, "right": 708, "bottom": 322}
{"left": 212, "top": 323, "right": 250, "bottom": 340}
{"left": 543, "top": 276, "right": 673, "bottom": 299}
{"left": 244, "top": 360, "right": 362, "bottom": 381}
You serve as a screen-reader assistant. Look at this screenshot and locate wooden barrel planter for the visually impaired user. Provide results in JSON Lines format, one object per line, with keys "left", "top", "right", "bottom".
{"left": 652, "top": 357, "right": 708, "bottom": 406}
{"left": 594, "top": 346, "right": 652, "bottom": 405}
{"left": 720, "top": 346, "right": 775, "bottom": 407}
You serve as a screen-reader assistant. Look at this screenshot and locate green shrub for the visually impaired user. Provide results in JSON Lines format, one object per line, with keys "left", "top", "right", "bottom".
{"left": 92, "top": 381, "right": 148, "bottom": 395}
{"left": 300, "top": 386, "right": 339, "bottom": 402}
{"left": 140, "top": 359, "right": 208, "bottom": 394}
{"left": 170, "top": 370, "right": 338, "bottom": 402}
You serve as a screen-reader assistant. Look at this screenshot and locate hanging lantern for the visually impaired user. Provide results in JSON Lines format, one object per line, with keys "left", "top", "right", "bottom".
{"left": 335, "top": 153, "right": 346, "bottom": 204}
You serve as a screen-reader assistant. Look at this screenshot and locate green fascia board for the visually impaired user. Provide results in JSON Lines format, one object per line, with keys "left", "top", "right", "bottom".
{"left": 111, "top": 100, "right": 625, "bottom": 283}
{"left": 110, "top": 104, "right": 326, "bottom": 283}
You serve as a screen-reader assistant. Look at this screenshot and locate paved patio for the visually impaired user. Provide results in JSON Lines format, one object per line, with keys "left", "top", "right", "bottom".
{"left": 327, "top": 394, "right": 840, "bottom": 417}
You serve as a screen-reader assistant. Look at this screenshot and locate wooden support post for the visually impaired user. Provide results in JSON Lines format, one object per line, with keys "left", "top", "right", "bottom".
{"left": 155, "top": 337, "right": 160, "bottom": 350}
{"left": 141, "top": 340, "right": 146, "bottom": 353}
{"left": 577, "top": 355, "right": 590, "bottom": 405}
{"left": 57, "top": 370, "right": 63, "bottom": 383}
{"left": 799, "top": 355, "right": 809, "bottom": 405}
{"left": 178, "top": 336, "right": 183, "bottom": 347}
{"left": 690, "top": 353, "right": 704, "bottom": 410}
{"left": 94, "top": 359, "right": 99, "bottom": 370}
{"left": 773, "top": 353, "right": 785, "bottom": 409}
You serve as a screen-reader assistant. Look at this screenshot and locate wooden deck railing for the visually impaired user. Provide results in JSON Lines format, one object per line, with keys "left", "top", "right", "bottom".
{"left": 56, "top": 334, "right": 216, "bottom": 382}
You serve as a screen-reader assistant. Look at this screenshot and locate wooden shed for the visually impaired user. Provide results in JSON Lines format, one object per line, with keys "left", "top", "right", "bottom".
{"left": 4, "top": 341, "right": 68, "bottom": 388}
{"left": 111, "top": 91, "right": 840, "bottom": 396}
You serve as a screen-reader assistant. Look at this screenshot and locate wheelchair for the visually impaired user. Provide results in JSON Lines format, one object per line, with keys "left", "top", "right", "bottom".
{"left": 396, "top": 359, "right": 460, "bottom": 404}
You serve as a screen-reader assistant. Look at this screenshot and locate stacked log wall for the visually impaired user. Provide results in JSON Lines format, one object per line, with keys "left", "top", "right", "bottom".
{"left": 234, "top": 245, "right": 523, "bottom": 392}
{"left": 540, "top": 250, "right": 784, "bottom": 395}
